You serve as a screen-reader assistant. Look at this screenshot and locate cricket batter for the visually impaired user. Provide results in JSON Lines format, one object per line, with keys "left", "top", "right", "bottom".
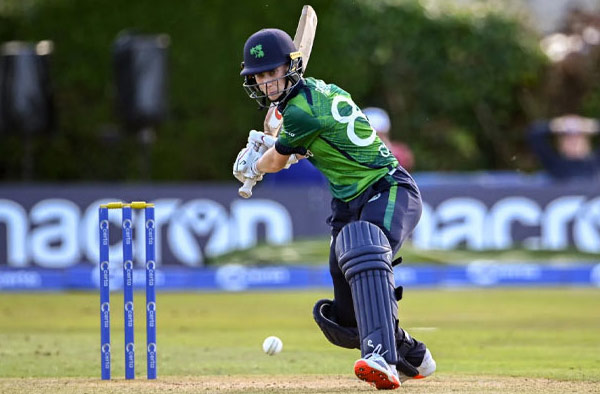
{"left": 233, "top": 28, "right": 436, "bottom": 390}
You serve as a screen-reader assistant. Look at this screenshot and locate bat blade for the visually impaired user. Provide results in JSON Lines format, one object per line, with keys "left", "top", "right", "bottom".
{"left": 264, "top": 5, "right": 318, "bottom": 136}
{"left": 293, "top": 5, "right": 318, "bottom": 73}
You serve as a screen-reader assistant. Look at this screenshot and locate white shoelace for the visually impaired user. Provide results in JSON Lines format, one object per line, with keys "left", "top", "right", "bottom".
{"left": 364, "top": 341, "right": 389, "bottom": 359}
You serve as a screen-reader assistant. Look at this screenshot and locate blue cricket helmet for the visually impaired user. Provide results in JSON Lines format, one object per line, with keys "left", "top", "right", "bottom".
{"left": 240, "top": 28, "right": 296, "bottom": 76}
{"left": 240, "top": 28, "right": 303, "bottom": 108}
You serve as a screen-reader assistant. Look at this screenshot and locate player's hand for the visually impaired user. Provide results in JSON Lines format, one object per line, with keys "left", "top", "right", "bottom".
{"left": 247, "top": 130, "right": 299, "bottom": 170}
{"left": 248, "top": 130, "right": 276, "bottom": 148}
{"left": 243, "top": 157, "right": 264, "bottom": 180}
{"left": 233, "top": 144, "right": 264, "bottom": 182}
{"left": 233, "top": 145, "right": 253, "bottom": 182}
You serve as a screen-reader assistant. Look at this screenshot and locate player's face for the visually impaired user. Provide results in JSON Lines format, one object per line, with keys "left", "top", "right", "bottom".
{"left": 558, "top": 133, "right": 591, "bottom": 159}
{"left": 254, "top": 65, "right": 288, "bottom": 101}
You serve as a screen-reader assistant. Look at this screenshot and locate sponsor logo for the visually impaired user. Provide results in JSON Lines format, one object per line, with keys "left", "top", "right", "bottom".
{"left": 413, "top": 196, "right": 600, "bottom": 252}
{"left": 123, "top": 261, "right": 133, "bottom": 286}
{"left": 100, "top": 220, "right": 109, "bottom": 247}
{"left": 126, "top": 343, "right": 135, "bottom": 368}
{"left": 5, "top": 192, "right": 597, "bottom": 271}
{"left": 215, "top": 264, "right": 290, "bottom": 291}
{"left": 147, "top": 261, "right": 156, "bottom": 286}
{"left": 101, "top": 302, "right": 111, "bottom": 327}
{"left": 1, "top": 198, "right": 292, "bottom": 268}
{"left": 282, "top": 129, "right": 295, "bottom": 137}
{"left": 147, "top": 302, "right": 156, "bottom": 327}
{"left": 147, "top": 312, "right": 156, "bottom": 328}
{"left": 92, "top": 265, "right": 165, "bottom": 290}
{"left": 466, "top": 262, "right": 542, "bottom": 286}
{"left": 147, "top": 342, "right": 157, "bottom": 369}
{"left": 368, "top": 193, "right": 381, "bottom": 203}
{"left": 123, "top": 220, "right": 132, "bottom": 247}
{"left": 146, "top": 220, "right": 155, "bottom": 246}
{"left": 0, "top": 271, "right": 42, "bottom": 289}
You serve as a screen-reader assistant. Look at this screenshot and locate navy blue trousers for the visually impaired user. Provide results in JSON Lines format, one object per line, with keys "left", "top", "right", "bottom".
{"left": 326, "top": 168, "right": 422, "bottom": 327}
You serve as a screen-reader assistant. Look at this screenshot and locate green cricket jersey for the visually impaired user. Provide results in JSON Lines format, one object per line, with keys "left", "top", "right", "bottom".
{"left": 277, "top": 78, "right": 399, "bottom": 201}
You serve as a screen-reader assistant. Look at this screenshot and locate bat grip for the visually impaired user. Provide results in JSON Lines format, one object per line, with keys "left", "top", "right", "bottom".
{"left": 238, "top": 178, "right": 256, "bottom": 198}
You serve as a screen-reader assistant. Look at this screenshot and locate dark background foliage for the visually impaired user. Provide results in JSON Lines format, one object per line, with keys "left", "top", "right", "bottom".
{"left": 0, "top": 0, "right": 597, "bottom": 181}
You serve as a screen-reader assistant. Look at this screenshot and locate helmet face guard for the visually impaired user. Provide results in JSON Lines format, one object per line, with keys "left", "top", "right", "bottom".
{"left": 242, "top": 55, "right": 302, "bottom": 108}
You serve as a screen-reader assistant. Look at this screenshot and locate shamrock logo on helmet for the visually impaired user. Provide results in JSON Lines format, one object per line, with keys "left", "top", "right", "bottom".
{"left": 250, "top": 44, "right": 264, "bottom": 58}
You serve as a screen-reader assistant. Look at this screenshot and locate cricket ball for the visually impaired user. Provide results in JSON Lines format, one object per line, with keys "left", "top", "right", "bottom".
{"left": 262, "top": 336, "right": 283, "bottom": 355}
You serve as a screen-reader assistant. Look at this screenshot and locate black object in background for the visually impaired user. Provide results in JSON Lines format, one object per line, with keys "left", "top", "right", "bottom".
{"left": 0, "top": 40, "right": 55, "bottom": 179}
{"left": 113, "top": 32, "right": 170, "bottom": 131}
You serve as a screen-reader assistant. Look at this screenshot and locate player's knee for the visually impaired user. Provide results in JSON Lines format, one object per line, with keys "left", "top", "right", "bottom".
{"left": 335, "top": 221, "right": 393, "bottom": 280}
{"left": 312, "top": 299, "right": 359, "bottom": 349}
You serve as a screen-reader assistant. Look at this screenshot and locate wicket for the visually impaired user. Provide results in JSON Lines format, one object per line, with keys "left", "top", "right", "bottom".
{"left": 99, "top": 201, "right": 157, "bottom": 380}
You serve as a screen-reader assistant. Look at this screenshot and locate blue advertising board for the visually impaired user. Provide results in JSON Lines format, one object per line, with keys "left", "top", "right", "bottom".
{"left": 1, "top": 263, "right": 599, "bottom": 292}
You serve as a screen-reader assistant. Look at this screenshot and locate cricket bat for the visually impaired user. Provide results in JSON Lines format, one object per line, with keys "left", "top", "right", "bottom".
{"left": 239, "top": 5, "right": 318, "bottom": 199}
{"left": 264, "top": 5, "right": 318, "bottom": 135}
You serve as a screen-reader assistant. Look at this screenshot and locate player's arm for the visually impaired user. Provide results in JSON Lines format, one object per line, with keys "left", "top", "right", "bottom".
{"left": 255, "top": 95, "right": 319, "bottom": 174}
{"left": 255, "top": 146, "right": 290, "bottom": 173}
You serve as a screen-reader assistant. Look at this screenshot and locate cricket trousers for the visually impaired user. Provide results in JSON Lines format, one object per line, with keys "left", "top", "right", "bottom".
{"left": 326, "top": 166, "right": 422, "bottom": 327}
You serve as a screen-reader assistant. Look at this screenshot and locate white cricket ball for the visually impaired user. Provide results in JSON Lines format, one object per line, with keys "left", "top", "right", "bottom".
{"left": 262, "top": 336, "right": 283, "bottom": 355}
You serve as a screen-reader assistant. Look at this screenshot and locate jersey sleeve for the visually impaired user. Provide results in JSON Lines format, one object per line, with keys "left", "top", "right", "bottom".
{"left": 277, "top": 103, "right": 322, "bottom": 153}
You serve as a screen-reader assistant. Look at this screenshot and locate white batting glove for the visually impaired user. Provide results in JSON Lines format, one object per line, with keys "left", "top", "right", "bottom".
{"left": 233, "top": 144, "right": 253, "bottom": 182}
{"left": 244, "top": 160, "right": 264, "bottom": 180}
{"left": 248, "top": 129, "right": 299, "bottom": 169}
{"left": 248, "top": 130, "right": 276, "bottom": 148}
{"left": 233, "top": 143, "right": 264, "bottom": 182}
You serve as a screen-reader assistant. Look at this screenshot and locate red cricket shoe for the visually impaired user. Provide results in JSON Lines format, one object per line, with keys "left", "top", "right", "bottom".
{"left": 354, "top": 354, "right": 400, "bottom": 390}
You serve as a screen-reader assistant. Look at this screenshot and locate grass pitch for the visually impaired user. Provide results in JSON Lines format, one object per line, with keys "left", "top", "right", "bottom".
{"left": 0, "top": 288, "right": 599, "bottom": 393}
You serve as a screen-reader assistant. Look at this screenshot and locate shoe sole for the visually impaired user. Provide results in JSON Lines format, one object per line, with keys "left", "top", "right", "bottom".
{"left": 354, "top": 359, "right": 400, "bottom": 390}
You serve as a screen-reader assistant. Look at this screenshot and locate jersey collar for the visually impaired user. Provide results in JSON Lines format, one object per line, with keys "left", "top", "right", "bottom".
{"left": 277, "top": 78, "right": 307, "bottom": 112}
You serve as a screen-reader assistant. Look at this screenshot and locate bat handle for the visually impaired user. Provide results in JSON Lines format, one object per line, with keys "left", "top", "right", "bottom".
{"left": 238, "top": 178, "right": 256, "bottom": 198}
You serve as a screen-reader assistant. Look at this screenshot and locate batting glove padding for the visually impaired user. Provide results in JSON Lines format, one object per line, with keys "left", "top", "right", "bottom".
{"left": 233, "top": 143, "right": 264, "bottom": 183}
{"left": 248, "top": 130, "right": 276, "bottom": 148}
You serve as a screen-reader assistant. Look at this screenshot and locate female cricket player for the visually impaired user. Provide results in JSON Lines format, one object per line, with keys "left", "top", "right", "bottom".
{"left": 233, "top": 28, "right": 436, "bottom": 390}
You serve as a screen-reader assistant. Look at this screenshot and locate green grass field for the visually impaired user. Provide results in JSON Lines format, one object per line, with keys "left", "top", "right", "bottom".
{"left": 0, "top": 288, "right": 599, "bottom": 393}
